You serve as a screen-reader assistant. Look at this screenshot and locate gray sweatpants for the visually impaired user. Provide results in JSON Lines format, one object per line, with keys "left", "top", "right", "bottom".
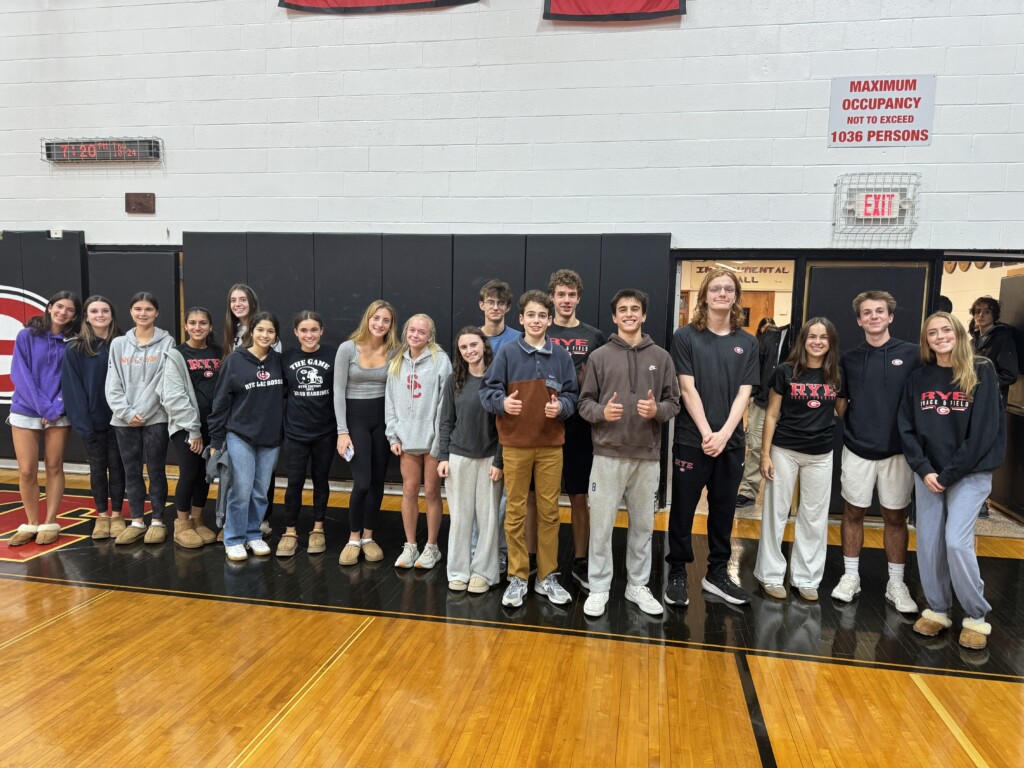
{"left": 587, "top": 455, "right": 659, "bottom": 594}
{"left": 753, "top": 446, "right": 832, "bottom": 589}
{"left": 446, "top": 454, "right": 502, "bottom": 586}
{"left": 914, "top": 472, "right": 992, "bottom": 620}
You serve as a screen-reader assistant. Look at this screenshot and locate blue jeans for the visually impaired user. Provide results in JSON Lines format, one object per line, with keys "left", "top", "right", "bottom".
{"left": 224, "top": 432, "right": 280, "bottom": 547}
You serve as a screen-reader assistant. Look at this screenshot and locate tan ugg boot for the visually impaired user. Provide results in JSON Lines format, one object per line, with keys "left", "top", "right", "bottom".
{"left": 174, "top": 519, "right": 203, "bottom": 549}
{"left": 192, "top": 518, "right": 216, "bottom": 545}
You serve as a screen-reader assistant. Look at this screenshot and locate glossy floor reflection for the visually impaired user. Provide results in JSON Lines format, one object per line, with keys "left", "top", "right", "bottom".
{"left": 2, "top": 487, "right": 1022, "bottom": 682}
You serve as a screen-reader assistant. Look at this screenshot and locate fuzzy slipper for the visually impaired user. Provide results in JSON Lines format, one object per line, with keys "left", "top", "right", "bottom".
{"left": 959, "top": 617, "right": 991, "bottom": 650}
{"left": 913, "top": 609, "right": 952, "bottom": 637}
{"left": 276, "top": 533, "right": 298, "bottom": 558}
{"left": 9, "top": 524, "right": 38, "bottom": 547}
{"left": 35, "top": 523, "right": 61, "bottom": 545}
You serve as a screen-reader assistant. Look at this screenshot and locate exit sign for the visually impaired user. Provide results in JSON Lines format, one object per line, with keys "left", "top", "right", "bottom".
{"left": 853, "top": 192, "right": 901, "bottom": 218}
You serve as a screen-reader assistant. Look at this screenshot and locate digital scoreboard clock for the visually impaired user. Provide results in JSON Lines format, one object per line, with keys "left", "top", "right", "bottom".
{"left": 43, "top": 138, "right": 162, "bottom": 163}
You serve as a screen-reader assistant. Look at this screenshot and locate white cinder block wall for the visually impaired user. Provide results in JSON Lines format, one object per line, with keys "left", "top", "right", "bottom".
{"left": 1, "top": 0, "right": 1022, "bottom": 248}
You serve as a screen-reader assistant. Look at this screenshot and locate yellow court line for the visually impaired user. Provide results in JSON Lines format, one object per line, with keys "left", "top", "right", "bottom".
{"left": 0, "top": 591, "right": 111, "bottom": 652}
{"left": 910, "top": 673, "right": 989, "bottom": 768}
{"left": 228, "top": 616, "right": 377, "bottom": 768}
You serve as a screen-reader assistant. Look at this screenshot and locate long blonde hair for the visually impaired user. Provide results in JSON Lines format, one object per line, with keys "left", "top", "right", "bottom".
{"left": 690, "top": 268, "right": 745, "bottom": 332}
{"left": 350, "top": 300, "right": 399, "bottom": 352}
{"left": 388, "top": 313, "right": 443, "bottom": 377}
{"left": 920, "top": 312, "right": 980, "bottom": 398}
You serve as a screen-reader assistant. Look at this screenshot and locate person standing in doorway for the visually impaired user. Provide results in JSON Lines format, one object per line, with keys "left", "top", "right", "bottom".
{"left": 832, "top": 291, "right": 920, "bottom": 613}
{"left": 547, "top": 269, "right": 607, "bottom": 590}
{"left": 578, "top": 289, "right": 679, "bottom": 617}
{"left": 666, "top": 269, "right": 759, "bottom": 606}
{"left": 736, "top": 316, "right": 778, "bottom": 509}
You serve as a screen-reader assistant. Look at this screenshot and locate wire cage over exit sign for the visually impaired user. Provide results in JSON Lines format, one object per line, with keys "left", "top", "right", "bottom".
{"left": 833, "top": 172, "right": 920, "bottom": 235}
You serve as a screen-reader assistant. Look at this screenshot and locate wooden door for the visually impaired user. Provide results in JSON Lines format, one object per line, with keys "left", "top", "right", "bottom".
{"left": 740, "top": 291, "right": 775, "bottom": 336}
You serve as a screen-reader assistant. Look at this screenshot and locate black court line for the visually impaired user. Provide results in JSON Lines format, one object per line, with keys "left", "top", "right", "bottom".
{"left": 2, "top": 571, "right": 1020, "bottom": 687}
{"left": 735, "top": 652, "right": 778, "bottom": 768}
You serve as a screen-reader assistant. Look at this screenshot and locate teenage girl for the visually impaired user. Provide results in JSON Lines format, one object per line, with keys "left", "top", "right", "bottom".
{"left": 165, "top": 307, "right": 220, "bottom": 548}
{"left": 8, "top": 291, "right": 81, "bottom": 547}
{"left": 900, "top": 312, "right": 1004, "bottom": 651}
{"left": 105, "top": 292, "right": 178, "bottom": 545}
{"left": 61, "top": 295, "right": 125, "bottom": 540}
{"left": 386, "top": 313, "right": 452, "bottom": 570}
{"left": 437, "top": 327, "right": 503, "bottom": 592}
{"left": 334, "top": 300, "right": 399, "bottom": 566}
{"left": 754, "top": 318, "right": 842, "bottom": 602}
{"left": 209, "top": 312, "right": 286, "bottom": 562}
{"left": 277, "top": 311, "right": 338, "bottom": 557}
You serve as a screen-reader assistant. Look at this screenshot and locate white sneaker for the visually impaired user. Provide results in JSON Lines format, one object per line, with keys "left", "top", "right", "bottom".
{"left": 246, "top": 538, "right": 271, "bottom": 556}
{"left": 584, "top": 591, "right": 610, "bottom": 617}
{"left": 625, "top": 584, "right": 664, "bottom": 616}
{"left": 885, "top": 580, "right": 918, "bottom": 614}
{"left": 415, "top": 543, "right": 442, "bottom": 570}
{"left": 535, "top": 574, "right": 572, "bottom": 605}
{"left": 831, "top": 574, "right": 861, "bottom": 603}
{"left": 502, "top": 576, "right": 529, "bottom": 607}
{"left": 225, "top": 544, "right": 247, "bottom": 562}
{"left": 260, "top": 520, "right": 272, "bottom": 536}
{"left": 394, "top": 542, "right": 419, "bottom": 569}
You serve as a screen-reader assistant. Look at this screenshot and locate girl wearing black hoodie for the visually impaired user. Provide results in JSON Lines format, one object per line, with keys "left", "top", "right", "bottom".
{"left": 899, "top": 312, "right": 1005, "bottom": 651}
{"left": 209, "top": 312, "right": 285, "bottom": 563}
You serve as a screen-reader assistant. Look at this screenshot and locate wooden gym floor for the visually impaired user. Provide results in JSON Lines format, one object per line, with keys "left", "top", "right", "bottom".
{"left": 0, "top": 469, "right": 1022, "bottom": 767}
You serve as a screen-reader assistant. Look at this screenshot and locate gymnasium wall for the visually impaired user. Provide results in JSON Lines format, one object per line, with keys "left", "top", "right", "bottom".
{"left": 1, "top": 2, "right": 1023, "bottom": 250}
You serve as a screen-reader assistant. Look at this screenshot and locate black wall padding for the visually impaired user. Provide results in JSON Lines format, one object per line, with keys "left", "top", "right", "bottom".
{"left": 313, "top": 234, "right": 383, "bottom": 348}
{"left": 805, "top": 264, "right": 928, "bottom": 357}
{"left": 525, "top": 235, "right": 602, "bottom": 328}
{"left": 182, "top": 232, "right": 246, "bottom": 347}
{"left": 451, "top": 235, "right": 526, "bottom": 342}
{"left": 87, "top": 251, "right": 180, "bottom": 337}
{"left": 246, "top": 233, "right": 315, "bottom": 351}
{"left": 598, "top": 234, "right": 673, "bottom": 348}
{"left": 382, "top": 235, "right": 453, "bottom": 352}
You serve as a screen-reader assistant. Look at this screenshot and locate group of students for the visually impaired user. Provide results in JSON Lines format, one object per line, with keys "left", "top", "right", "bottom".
{"left": 7, "top": 269, "right": 1014, "bottom": 649}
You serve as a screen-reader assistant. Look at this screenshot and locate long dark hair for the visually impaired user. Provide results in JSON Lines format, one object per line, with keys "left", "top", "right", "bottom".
{"left": 452, "top": 326, "right": 493, "bottom": 394}
{"left": 223, "top": 283, "right": 259, "bottom": 360}
{"left": 244, "top": 311, "right": 279, "bottom": 349}
{"left": 27, "top": 290, "right": 81, "bottom": 337}
{"left": 786, "top": 317, "right": 841, "bottom": 389}
{"left": 71, "top": 295, "right": 122, "bottom": 356}
{"left": 184, "top": 306, "right": 218, "bottom": 347}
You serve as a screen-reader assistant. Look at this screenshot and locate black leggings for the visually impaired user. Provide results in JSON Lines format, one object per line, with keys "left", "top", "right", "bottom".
{"left": 115, "top": 424, "right": 169, "bottom": 521}
{"left": 83, "top": 429, "right": 125, "bottom": 514}
{"left": 284, "top": 433, "right": 335, "bottom": 527}
{"left": 173, "top": 428, "right": 210, "bottom": 512}
{"left": 346, "top": 397, "right": 390, "bottom": 534}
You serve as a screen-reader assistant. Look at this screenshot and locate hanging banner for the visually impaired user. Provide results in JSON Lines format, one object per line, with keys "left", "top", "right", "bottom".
{"left": 280, "top": 0, "right": 476, "bottom": 14}
{"left": 544, "top": 0, "right": 683, "bottom": 21}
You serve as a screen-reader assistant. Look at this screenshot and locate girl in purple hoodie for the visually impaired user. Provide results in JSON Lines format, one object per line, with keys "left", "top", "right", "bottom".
{"left": 8, "top": 290, "right": 81, "bottom": 547}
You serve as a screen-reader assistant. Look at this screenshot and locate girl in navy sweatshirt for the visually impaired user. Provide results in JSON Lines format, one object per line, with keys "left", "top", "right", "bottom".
{"left": 61, "top": 295, "right": 125, "bottom": 540}
{"left": 9, "top": 290, "right": 81, "bottom": 547}
{"left": 898, "top": 312, "right": 1005, "bottom": 651}
{"left": 209, "top": 312, "right": 285, "bottom": 563}
{"left": 278, "top": 311, "right": 337, "bottom": 558}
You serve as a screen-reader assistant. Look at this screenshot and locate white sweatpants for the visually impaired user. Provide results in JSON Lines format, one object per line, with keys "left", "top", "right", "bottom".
{"left": 446, "top": 454, "right": 502, "bottom": 586}
{"left": 753, "top": 446, "right": 833, "bottom": 589}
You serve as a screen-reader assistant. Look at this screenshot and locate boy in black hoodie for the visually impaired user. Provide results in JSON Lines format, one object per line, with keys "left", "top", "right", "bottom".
{"left": 833, "top": 291, "right": 920, "bottom": 613}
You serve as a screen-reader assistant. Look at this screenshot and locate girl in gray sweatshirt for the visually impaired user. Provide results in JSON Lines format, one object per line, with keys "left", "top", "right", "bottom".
{"left": 385, "top": 313, "right": 452, "bottom": 571}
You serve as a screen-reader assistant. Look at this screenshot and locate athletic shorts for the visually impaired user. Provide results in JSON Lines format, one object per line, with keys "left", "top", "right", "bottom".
{"left": 561, "top": 414, "right": 594, "bottom": 496}
{"left": 6, "top": 413, "right": 70, "bottom": 430}
{"left": 840, "top": 446, "right": 913, "bottom": 510}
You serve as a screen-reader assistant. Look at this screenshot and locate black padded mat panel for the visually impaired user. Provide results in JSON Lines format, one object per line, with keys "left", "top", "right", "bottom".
{"left": 382, "top": 235, "right": 453, "bottom": 351}
{"left": 599, "top": 234, "right": 672, "bottom": 347}
{"left": 451, "top": 235, "right": 525, "bottom": 341}
{"left": 313, "top": 234, "right": 383, "bottom": 348}
{"left": 245, "top": 233, "right": 315, "bottom": 352}
{"left": 525, "top": 235, "right": 602, "bottom": 327}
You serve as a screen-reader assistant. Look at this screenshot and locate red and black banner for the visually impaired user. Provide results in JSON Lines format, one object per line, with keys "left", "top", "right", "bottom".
{"left": 281, "top": 0, "right": 476, "bottom": 13}
{"left": 544, "top": 0, "right": 683, "bottom": 21}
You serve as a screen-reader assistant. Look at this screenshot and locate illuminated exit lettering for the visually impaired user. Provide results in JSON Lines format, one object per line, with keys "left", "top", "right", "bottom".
{"left": 854, "top": 192, "right": 900, "bottom": 218}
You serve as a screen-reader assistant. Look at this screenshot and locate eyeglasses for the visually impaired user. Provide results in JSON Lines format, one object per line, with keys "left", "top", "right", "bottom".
{"left": 707, "top": 285, "right": 736, "bottom": 295}
{"left": 483, "top": 300, "right": 508, "bottom": 309}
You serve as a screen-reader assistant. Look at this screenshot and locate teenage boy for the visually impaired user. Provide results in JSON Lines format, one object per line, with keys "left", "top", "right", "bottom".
{"left": 833, "top": 290, "right": 920, "bottom": 613}
{"left": 578, "top": 289, "right": 680, "bottom": 617}
{"left": 481, "top": 290, "right": 578, "bottom": 608}
{"left": 547, "top": 269, "right": 607, "bottom": 589}
{"left": 667, "top": 269, "right": 759, "bottom": 606}
{"left": 480, "top": 280, "right": 520, "bottom": 355}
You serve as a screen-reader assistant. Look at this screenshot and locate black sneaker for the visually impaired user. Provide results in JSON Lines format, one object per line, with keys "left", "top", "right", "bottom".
{"left": 978, "top": 503, "right": 990, "bottom": 519}
{"left": 735, "top": 495, "right": 754, "bottom": 509}
{"left": 664, "top": 573, "right": 689, "bottom": 606}
{"left": 572, "top": 558, "right": 589, "bottom": 591}
{"left": 701, "top": 572, "right": 750, "bottom": 605}
{"left": 529, "top": 553, "right": 537, "bottom": 576}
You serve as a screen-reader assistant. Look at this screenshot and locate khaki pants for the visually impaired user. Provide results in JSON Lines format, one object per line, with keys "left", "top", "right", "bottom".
{"left": 503, "top": 446, "right": 562, "bottom": 581}
{"left": 738, "top": 403, "right": 765, "bottom": 500}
